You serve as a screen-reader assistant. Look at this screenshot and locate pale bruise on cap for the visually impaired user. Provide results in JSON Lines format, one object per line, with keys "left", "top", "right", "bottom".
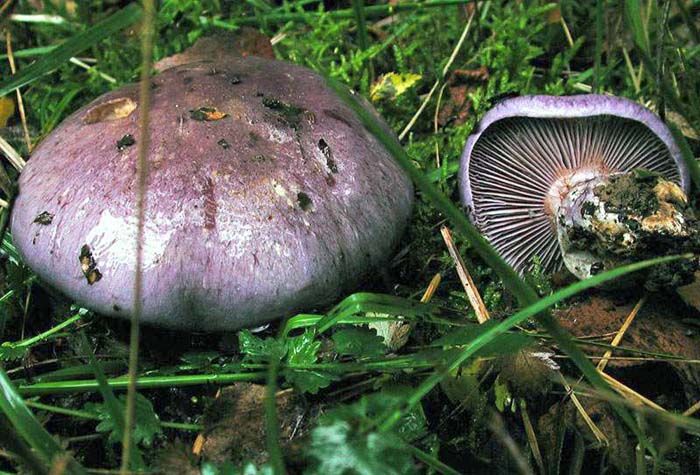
{"left": 11, "top": 41, "right": 414, "bottom": 331}
{"left": 459, "top": 94, "right": 691, "bottom": 277}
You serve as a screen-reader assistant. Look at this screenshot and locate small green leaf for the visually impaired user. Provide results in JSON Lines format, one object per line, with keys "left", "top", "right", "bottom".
{"left": 86, "top": 393, "right": 162, "bottom": 446}
{"left": 283, "top": 329, "right": 336, "bottom": 394}
{"left": 201, "top": 461, "right": 274, "bottom": 475}
{"left": 286, "top": 329, "right": 320, "bottom": 366}
{"left": 332, "top": 327, "right": 387, "bottom": 358}
{"left": 493, "top": 375, "right": 512, "bottom": 413}
{"left": 306, "top": 420, "right": 418, "bottom": 475}
{"left": 370, "top": 72, "right": 422, "bottom": 101}
{"left": 238, "top": 330, "right": 286, "bottom": 362}
{"left": 0, "top": 342, "right": 27, "bottom": 361}
{"left": 284, "top": 369, "right": 337, "bottom": 395}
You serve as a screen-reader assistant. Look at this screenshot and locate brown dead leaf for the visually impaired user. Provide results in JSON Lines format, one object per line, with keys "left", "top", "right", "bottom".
{"left": 554, "top": 293, "right": 700, "bottom": 401}
{"left": 438, "top": 85, "right": 473, "bottom": 127}
{"left": 155, "top": 29, "right": 274, "bottom": 72}
{"left": 189, "top": 107, "right": 227, "bottom": 122}
{"left": 547, "top": 6, "right": 562, "bottom": 24}
{"left": 451, "top": 66, "right": 489, "bottom": 82}
{"left": 497, "top": 349, "right": 557, "bottom": 398}
{"left": 438, "top": 67, "right": 489, "bottom": 127}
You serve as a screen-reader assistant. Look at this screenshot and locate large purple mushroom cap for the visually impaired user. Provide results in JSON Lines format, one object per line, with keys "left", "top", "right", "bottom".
{"left": 459, "top": 94, "right": 689, "bottom": 274}
{"left": 11, "top": 54, "right": 414, "bottom": 331}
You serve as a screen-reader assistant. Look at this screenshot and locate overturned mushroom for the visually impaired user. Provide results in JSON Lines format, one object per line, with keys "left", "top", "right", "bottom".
{"left": 11, "top": 43, "right": 413, "bottom": 331}
{"left": 460, "top": 94, "right": 697, "bottom": 284}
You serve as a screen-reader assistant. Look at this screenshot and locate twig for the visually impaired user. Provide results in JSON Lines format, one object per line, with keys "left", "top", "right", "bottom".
{"left": 520, "top": 400, "right": 545, "bottom": 474}
{"left": 433, "top": 82, "right": 448, "bottom": 168}
{"left": 0, "top": 133, "right": 25, "bottom": 170}
{"left": 398, "top": 7, "right": 474, "bottom": 140}
{"left": 559, "top": 372, "right": 609, "bottom": 446}
{"left": 120, "top": 0, "right": 155, "bottom": 472}
{"left": 597, "top": 295, "right": 647, "bottom": 372}
{"left": 559, "top": 16, "right": 574, "bottom": 48}
{"left": 69, "top": 57, "right": 116, "bottom": 84}
{"left": 682, "top": 399, "right": 700, "bottom": 417}
{"left": 5, "top": 30, "right": 31, "bottom": 152}
{"left": 440, "top": 225, "right": 490, "bottom": 323}
{"left": 598, "top": 370, "right": 666, "bottom": 412}
{"left": 421, "top": 272, "right": 441, "bottom": 303}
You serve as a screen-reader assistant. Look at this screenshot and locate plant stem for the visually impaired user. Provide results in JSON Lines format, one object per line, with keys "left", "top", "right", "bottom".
{"left": 120, "top": 1, "right": 155, "bottom": 472}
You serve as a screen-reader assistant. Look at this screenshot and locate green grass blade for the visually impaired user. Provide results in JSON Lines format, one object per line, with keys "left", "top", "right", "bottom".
{"left": 78, "top": 331, "right": 145, "bottom": 470}
{"left": 624, "top": 0, "right": 649, "bottom": 54}
{"left": 668, "top": 123, "right": 700, "bottom": 192}
{"left": 313, "top": 292, "right": 437, "bottom": 334}
{"left": 378, "top": 253, "right": 689, "bottom": 432}
{"left": 594, "top": 0, "right": 604, "bottom": 92}
{"left": 0, "top": 3, "right": 142, "bottom": 98}
{"left": 213, "top": 1, "right": 473, "bottom": 27}
{"left": 265, "top": 355, "right": 286, "bottom": 475}
{"left": 19, "top": 372, "right": 266, "bottom": 396}
{"left": 0, "top": 368, "right": 87, "bottom": 474}
{"left": 323, "top": 76, "right": 654, "bottom": 453}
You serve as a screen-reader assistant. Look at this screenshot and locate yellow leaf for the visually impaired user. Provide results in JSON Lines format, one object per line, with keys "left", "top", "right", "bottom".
{"left": 370, "top": 72, "right": 422, "bottom": 102}
{"left": 0, "top": 97, "right": 15, "bottom": 128}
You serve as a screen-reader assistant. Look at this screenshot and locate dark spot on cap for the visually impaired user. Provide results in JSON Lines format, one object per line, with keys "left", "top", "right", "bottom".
{"left": 116, "top": 134, "right": 136, "bottom": 151}
{"left": 229, "top": 75, "right": 242, "bottom": 84}
{"left": 217, "top": 139, "right": 230, "bottom": 149}
{"left": 297, "top": 192, "right": 313, "bottom": 211}
{"left": 33, "top": 211, "right": 54, "bottom": 225}
{"left": 318, "top": 139, "right": 338, "bottom": 173}
{"left": 262, "top": 97, "right": 305, "bottom": 131}
{"left": 79, "top": 244, "right": 102, "bottom": 285}
{"left": 252, "top": 154, "right": 270, "bottom": 163}
{"left": 190, "top": 107, "right": 228, "bottom": 121}
{"left": 183, "top": 76, "right": 194, "bottom": 85}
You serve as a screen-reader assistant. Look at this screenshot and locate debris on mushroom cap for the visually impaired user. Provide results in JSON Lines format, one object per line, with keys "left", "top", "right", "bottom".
{"left": 459, "top": 94, "right": 690, "bottom": 275}
{"left": 556, "top": 171, "right": 700, "bottom": 289}
{"left": 10, "top": 50, "right": 414, "bottom": 331}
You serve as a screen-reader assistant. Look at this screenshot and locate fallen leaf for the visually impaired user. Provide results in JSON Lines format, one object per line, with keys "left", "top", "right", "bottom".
{"left": 189, "top": 107, "right": 228, "bottom": 122}
{"left": 0, "top": 97, "right": 14, "bottom": 128}
{"left": 155, "top": 29, "right": 274, "bottom": 72}
{"left": 370, "top": 72, "right": 422, "bottom": 102}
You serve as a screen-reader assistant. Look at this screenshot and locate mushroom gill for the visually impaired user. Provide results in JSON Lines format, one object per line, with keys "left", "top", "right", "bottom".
{"left": 460, "top": 94, "right": 696, "bottom": 287}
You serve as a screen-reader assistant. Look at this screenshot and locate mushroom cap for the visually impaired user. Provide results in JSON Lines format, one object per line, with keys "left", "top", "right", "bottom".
{"left": 459, "top": 94, "right": 688, "bottom": 274}
{"left": 11, "top": 56, "right": 414, "bottom": 331}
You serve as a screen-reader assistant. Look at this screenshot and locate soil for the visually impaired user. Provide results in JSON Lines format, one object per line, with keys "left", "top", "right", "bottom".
{"left": 553, "top": 291, "right": 700, "bottom": 403}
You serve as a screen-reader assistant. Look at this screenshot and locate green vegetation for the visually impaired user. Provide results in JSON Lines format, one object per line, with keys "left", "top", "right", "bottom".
{"left": 1, "top": 1, "right": 700, "bottom": 474}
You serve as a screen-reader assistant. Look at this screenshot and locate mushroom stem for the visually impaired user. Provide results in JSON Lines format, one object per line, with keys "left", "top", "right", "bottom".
{"left": 549, "top": 170, "right": 700, "bottom": 289}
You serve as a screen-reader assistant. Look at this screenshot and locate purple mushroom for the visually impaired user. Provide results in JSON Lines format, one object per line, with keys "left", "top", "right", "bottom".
{"left": 460, "top": 94, "right": 698, "bottom": 284}
{"left": 11, "top": 51, "right": 414, "bottom": 331}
